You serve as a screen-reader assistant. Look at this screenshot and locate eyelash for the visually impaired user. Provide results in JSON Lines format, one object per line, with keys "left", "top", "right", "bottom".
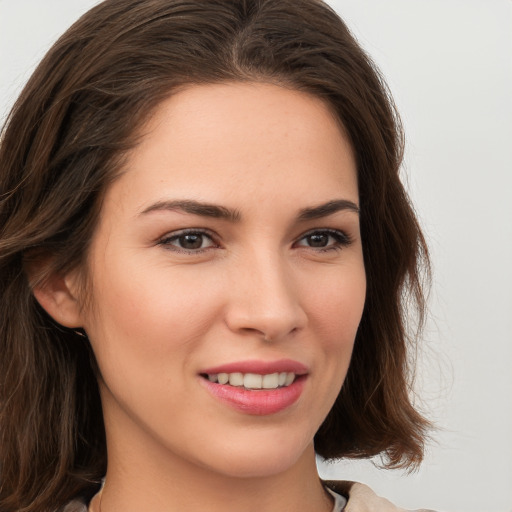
{"left": 294, "top": 229, "right": 353, "bottom": 252}
{"left": 157, "top": 228, "right": 353, "bottom": 254}
{"left": 158, "top": 229, "right": 219, "bottom": 254}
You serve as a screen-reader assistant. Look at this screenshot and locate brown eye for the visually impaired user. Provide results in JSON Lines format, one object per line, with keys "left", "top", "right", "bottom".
{"left": 160, "top": 230, "right": 216, "bottom": 252}
{"left": 305, "top": 233, "right": 329, "bottom": 247}
{"left": 295, "top": 229, "right": 352, "bottom": 251}
{"left": 178, "top": 233, "right": 204, "bottom": 250}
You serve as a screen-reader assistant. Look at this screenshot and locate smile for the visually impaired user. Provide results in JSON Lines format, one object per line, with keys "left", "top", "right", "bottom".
{"left": 204, "top": 372, "right": 296, "bottom": 390}
{"left": 199, "top": 360, "right": 308, "bottom": 415}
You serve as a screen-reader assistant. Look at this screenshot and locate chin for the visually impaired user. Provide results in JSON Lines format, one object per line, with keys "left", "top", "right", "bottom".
{"left": 209, "top": 455, "right": 303, "bottom": 479}
{"left": 193, "top": 432, "right": 315, "bottom": 479}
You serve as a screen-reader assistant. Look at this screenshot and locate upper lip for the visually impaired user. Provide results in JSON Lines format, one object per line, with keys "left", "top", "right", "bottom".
{"left": 200, "top": 359, "right": 308, "bottom": 375}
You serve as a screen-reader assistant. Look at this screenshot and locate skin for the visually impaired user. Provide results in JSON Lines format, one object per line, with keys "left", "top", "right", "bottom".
{"left": 38, "top": 82, "right": 366, "bottom": 512}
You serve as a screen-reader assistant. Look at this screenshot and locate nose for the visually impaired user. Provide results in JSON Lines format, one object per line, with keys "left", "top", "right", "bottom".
{"left": 224, "top": 252, "right": 308, "bottom": 342}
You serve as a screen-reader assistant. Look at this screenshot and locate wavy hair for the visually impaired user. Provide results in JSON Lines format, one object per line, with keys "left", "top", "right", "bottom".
{"left": 0, "top": 1, "right": 431, "bottom": 510}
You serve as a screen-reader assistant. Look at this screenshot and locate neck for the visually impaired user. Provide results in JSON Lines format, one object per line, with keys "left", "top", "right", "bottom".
{"left": 98, "top": 431, "right": 332, "bottom": 512}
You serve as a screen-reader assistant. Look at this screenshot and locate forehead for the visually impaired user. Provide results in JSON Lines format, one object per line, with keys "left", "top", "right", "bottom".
{"left": 105, "top": 82, "right": 358, "bottom": 218}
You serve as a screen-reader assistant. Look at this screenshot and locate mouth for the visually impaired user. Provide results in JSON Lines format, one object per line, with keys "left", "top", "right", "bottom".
{"left": 200, "top": 371, "right": 297, "bottom": 390}
{"left": 198, "top": 360, "right": 308, "bottom": 415}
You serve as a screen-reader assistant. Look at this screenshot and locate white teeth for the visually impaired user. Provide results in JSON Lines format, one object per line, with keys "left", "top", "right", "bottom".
{"left": 262, "top": 373, "right": 279, "bottom": 389}
{"left": 244, "top": 373, "right": 262, "bottom": 389}
{"left": 228, "top": 372, "right": 244, "bottom": 387}
{"left": 206, "top": 371, "right": 297, "bottom": 389}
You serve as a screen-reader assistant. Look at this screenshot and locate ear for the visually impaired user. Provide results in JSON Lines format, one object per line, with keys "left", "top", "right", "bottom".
{"left": 26, "top": 258, "right": 84, "bottom": 329}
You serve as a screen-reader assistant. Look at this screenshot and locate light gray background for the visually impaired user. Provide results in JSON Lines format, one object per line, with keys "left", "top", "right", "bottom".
{"left": 1, "top": 2, "right": 511, "bottom": 511}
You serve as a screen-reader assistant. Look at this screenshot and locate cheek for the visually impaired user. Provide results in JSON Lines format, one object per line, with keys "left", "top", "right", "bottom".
{"left": 305, "top": 267, "right": 366, "bottom": 347}
{"left": 84, "top": 258, "right": 226, "bottom": 371}
{"left": 299, "top": 265, "right": 366, "bottom": 431}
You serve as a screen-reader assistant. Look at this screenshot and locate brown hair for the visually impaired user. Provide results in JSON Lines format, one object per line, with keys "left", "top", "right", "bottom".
{"left": 0, "top": 0, "right": 431, "bottom": 510}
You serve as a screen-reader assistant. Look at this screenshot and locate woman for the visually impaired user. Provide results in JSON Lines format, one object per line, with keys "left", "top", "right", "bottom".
{"left": 0, "top": 1, "right": 433, "bottom": 511}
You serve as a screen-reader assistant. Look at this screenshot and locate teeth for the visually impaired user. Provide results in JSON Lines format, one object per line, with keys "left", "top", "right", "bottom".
{"left": 206, "top": 371, "right": 297, "bottom": 389}
{"left": 229, "top": 372, "right": 244, "bottom": 387}
{"left": 244, "top": 373, "right": 262, "bottom": 389}
{"left": 284, "top": 372, "right": 295, "bottom": 386}
{"left": 262, "top": 373, "right": 278, "bottom": 389}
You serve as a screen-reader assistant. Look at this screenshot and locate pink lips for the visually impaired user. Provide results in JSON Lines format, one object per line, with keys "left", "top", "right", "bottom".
{"left": 199, "top": 359, "right": 308, "bottom": 416}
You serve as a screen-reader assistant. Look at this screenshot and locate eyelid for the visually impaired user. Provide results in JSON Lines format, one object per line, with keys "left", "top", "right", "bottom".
{"left": 293, "top": 228, "right": 353, "bottom": 250}
{"left": 155, "top": 227, "right": 353, "bottom": 254}
{"left": 157, "top": 228, "right": 220, "bottom": 253}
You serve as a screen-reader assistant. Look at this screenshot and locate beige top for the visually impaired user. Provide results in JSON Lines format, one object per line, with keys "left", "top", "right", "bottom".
{"left": 60, "top": 481, "right": 437, "bottom": 512}
{"left": 325, "top": 481, "right": 436, "bottom": 512}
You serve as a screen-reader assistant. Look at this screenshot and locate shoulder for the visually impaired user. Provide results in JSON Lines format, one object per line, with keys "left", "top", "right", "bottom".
{"left": 324, "top": 480, "right": 437, "bottom": 512}
{"left": 56, "top": 482, "right": 100, "bottom": 511}
{"left": 58, "top": 498, "right": 89, "bottom": 512}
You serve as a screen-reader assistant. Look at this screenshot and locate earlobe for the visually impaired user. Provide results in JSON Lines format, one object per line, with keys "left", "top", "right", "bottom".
{"left": 26, "top": 259, "right": 84, "bottom": 329}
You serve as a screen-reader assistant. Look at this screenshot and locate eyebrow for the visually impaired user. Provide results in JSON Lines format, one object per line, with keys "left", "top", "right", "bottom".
{"left": 297, "top": 199, "right": 360, "bottom": 220}
{"left": 139, "top": 198, "right": 359, "bottom": 222}
{"left": 139, "top": 199, "right": 242, "bottom": 222}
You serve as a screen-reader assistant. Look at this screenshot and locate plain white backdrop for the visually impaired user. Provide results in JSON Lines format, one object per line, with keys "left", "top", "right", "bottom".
{"left": 1, "top": 2, "right": 511, "bottom": 511}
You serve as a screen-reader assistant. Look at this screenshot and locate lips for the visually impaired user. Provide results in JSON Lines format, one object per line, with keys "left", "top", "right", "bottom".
{"left": 199, "top": 359, "right": 308, "bottom": 415}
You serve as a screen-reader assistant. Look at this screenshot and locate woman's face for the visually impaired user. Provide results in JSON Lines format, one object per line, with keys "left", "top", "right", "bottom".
{"left": 79, "top": 82, "right": 366, "bottom": 479}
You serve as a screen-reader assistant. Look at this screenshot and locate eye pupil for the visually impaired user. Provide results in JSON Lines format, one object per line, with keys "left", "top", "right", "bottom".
{"left": 307, "top": 233, "right": 329, "bottom": 247}
{"left": 179, "top": 234, "right": 203, "bottom": 249}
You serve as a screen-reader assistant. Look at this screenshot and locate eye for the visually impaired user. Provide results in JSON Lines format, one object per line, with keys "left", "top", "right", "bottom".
{"left": 294, "top": 229, "right": 352, "bottom": 251}
{"left": 159, "top": 229, "right": 217, "bottom": 252}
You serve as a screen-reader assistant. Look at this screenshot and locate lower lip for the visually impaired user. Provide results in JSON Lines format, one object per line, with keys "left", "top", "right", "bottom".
{"left": 200, "top": 376, "right": 306, "bottom": 415}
